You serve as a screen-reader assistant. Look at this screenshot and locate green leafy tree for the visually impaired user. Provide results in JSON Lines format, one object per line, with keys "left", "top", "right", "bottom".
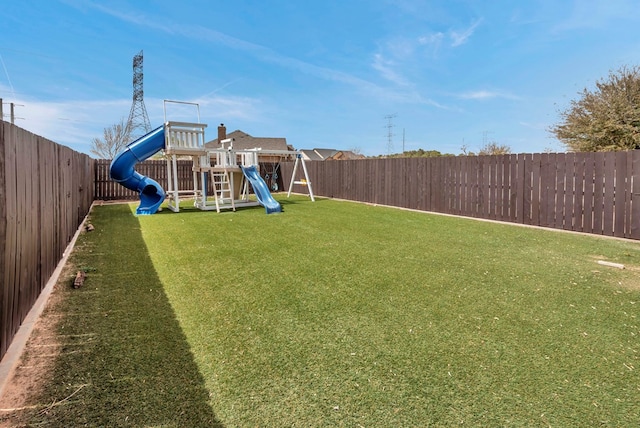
{"left": 376, "top": 148, "right": 453, "bottom": 158}
{"left": 550, "top": 65, "right": 640, "bottom": 152}
{"left": 90, "top": 118, "right": 131, "bottom": 159}
{"left": 460, "top": 142, "right": 511, "bottom": 156}
{"left": 477, "top": 141, "right": 512, "bottom": 155}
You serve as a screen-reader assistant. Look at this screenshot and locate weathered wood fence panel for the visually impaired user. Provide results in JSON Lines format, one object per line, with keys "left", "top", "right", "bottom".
{"left": 281, "top": 153, "right": 640, "bottom": 239}
{"left": 94, "top": 159, "right": 177, "bottom": 200}
{"left": 0, "top": 122, "right": 94, "bottom": 360}
{"left": 94, "top": 159, "right": 285, "bottom": 201}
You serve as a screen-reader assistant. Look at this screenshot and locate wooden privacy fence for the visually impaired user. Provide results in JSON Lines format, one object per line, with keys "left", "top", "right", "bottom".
{"left": 94, "top": 159, "right": 191, "bottom": 200}
{"left": 281, "top": 152, "right": 640, "bottom": 239}
{"left": 0, "top": 122, "right": 94, "bottom": 360}
{"left": 95, "top": 152, "right": 640, "bottom": 239}
{"left": 94, "top": 159, "right": 285, "bottom": 200}
{"left": 4, "top": 140, "right": 640, "bottom": 363}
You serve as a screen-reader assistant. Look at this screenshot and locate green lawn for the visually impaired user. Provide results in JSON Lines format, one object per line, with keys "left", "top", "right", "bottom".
{"left": 13, "top": 195, "right": 640, "bottom": 426}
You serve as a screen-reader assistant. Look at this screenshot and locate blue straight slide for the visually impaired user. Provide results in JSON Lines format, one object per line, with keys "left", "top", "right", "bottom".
{"left": 241, "top": 165, "right": 282, "bottom": 214}
{"left": 110, "top": 126, "right": 166, "bottom": 215}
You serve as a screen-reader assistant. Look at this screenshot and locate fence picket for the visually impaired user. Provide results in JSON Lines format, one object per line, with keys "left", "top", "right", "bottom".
{"left": 603, "top": 152, "right": 616, "bottom": 236}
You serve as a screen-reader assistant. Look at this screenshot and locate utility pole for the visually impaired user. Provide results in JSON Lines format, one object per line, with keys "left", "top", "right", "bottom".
{"left": 1, "top": 99, "right": 24, "bottom": 124}
{"left": 384, "top": 113, "right": 397, "bottom": 155}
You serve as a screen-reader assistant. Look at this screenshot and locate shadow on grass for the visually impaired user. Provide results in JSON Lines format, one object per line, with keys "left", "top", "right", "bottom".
{"left": 26, "top": 204, "right": 223, "bottom": 427}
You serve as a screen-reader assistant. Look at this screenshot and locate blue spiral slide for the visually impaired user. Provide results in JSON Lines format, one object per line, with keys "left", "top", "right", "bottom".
{"left": 109, "top": 126, "right": 166, "bottom": 215}
{"left": 241, "top": 165, "right": 282, "bottom": 214}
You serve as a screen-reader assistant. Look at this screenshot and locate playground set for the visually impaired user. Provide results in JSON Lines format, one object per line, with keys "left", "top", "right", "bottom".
{"left": 110, "top": 101, "right": 314, "bottom": 215}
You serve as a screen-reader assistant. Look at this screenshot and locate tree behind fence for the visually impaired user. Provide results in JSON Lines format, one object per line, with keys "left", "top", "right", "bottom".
{"left": 0, "top": 122, "right": 94, "bottom": 360}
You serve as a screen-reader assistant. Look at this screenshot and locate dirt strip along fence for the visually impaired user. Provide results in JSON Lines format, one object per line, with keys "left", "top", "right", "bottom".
{"left": 0, "top": 121, "right": 94, "bottom": 361}
{"left": 281, "top": 152, "right": 640, "bottom": 239}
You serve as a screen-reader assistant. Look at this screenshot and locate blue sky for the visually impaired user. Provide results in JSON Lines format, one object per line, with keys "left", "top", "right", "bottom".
{"left": 1, "top": 1, "right": 640, "bottom": 157}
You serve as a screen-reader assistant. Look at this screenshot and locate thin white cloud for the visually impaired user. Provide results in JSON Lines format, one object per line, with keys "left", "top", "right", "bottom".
{"left": 3, "top": 81, "right": 264, "bottom": 154}
{"left": 85, "top": 2, "right": 442, "bottom": 108}
{"left": 0, "top": 54, "right": 15, "bottom": 96}
{"left": 418, "top": 32, "right": 445, "bottom": 57}
{"left": 457, "top": 89, "right": 520, "bottom": 100}
{"left": 450, "top": 18, "right": 483, "bottom": 47}
{"left": 416, "top": 19, "right": 482, "bottom": 57}
{"left": 191, "top": 94, "right": 264, "bottom": 123}
{"left": 84, "top": 6, "right": 460, "bottom": 118}
{"left": 9, "top": 97, "right": 130, "bottom": 151}
{"left": 372, "top": 53, "right": 409, "bottom": 86}
{"left": 368, "top": 45, "right": 452, "bottom": 107}
{"left": 383, "top": 37, "right": 417, "bottom": 60}
{"left": 87, "top": 4, "right": 385, "bottom": 94}
{"left": 418, "top": 32, "right": 445, "bottom": 46}
{"left": 554, "top": 0, "right": 638, "bottom": 32}
{"left": 199, "top": 79, "right": 243, "bottom": 98}
{"left": 519, "top": 121, "right": 547, "bottom": 131}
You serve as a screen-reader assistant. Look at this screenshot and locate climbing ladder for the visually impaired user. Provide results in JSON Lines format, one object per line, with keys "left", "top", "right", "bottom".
{"left": 211, "top": 170, "right": 235, "bottom": 212}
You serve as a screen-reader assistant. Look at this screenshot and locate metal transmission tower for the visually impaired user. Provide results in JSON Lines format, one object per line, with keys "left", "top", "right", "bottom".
{"left": 384, "top": 113, "right": 397, "bottom": 155}
{"left": 126, "top": 50, "right": 151, "bottom": 141}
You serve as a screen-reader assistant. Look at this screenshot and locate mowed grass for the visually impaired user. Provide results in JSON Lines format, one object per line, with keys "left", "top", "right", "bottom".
{"left": 139, "top": 196, "right": 640, "bottom": 426}
{"left": 12, "top": 195, "right": 640, "bottom": 426}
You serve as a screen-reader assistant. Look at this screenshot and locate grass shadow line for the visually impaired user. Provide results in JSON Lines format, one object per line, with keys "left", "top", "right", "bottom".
{"left": 24, "top": 204, "right": 224, "bottom": 427}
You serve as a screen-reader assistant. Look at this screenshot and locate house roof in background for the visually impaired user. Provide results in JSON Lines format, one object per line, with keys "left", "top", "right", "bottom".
{"left": 327, "top": 150, "right": 366, "bottom": 160}
{"left": 299, "top": 148, "right": 366, "bottom": 160}
{"left": 205, "top": 130, "right": 290, "bottom": 151}
{"left": 299, "top": 149, "right": 324, "bottom": 161}
{"left": 313, "top": 148, "right": 338, "bottom": 159}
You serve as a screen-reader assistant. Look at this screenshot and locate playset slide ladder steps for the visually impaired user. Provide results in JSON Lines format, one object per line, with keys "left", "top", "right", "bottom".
{"left": 212, "top": 171, "right": 235, "bottom": 212}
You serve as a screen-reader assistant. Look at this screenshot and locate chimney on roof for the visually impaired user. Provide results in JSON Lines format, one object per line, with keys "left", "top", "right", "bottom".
{"left": 217, "top": 123, "right": 226, "bottom": 143}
